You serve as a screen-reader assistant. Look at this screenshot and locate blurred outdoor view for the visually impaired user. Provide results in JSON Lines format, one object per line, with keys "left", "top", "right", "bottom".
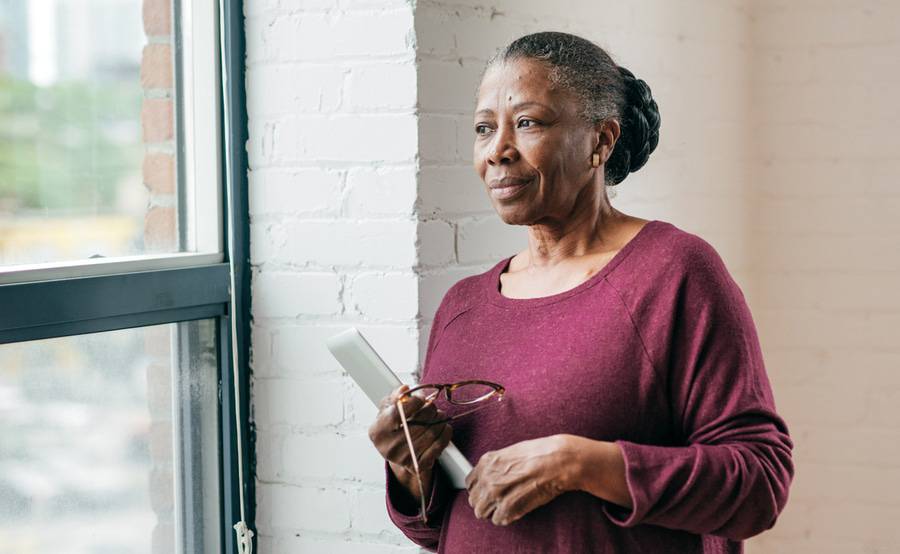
{"left": 0, "top": 1, "right": 201, "bottom": 552}
{"left": 0, "top": 319, "right": 221, "bottom": 553}
{"left": 0, "top": 326, "right": 168, "bottom": 553}
{"left": 0, "top": 0, "right": 175, "bottom": 267}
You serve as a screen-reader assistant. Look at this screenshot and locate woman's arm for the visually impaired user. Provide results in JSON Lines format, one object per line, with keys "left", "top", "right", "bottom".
{"left": 389, "top": 460, "right": 435, "bottom": 505}
{"left": 385, "top": 460, "right": 451, "bottom": 551}
{"left": 463, "top": 433, "right": 632, "bottom": 527}
{"left": 577, "top": 237, "right": 794, "bottom": 542}
{"left": 563, "top": 436, "right": 632, "bottom": 510}
{"left": 374, "top": 385, "right": 453, "bottom": 549}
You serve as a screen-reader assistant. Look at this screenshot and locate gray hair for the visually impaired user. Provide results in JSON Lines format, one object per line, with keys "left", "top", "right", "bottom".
{"left": 479, "top": 31, "right": 661, "bottom": 188}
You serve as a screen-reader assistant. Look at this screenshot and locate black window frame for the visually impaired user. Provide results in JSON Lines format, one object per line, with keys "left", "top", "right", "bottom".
{"left": 0, "top": 0, "right": 254, "bottom": 551}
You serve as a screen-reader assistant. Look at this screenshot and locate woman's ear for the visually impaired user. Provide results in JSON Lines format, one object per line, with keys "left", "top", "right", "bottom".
{"left": 593, "top": 119, "right": 621, "bottom": 163}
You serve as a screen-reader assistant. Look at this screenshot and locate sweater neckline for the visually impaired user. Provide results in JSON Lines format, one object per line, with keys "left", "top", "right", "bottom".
{"left": 486, "top": 219, "right": 661, "bottom": 309}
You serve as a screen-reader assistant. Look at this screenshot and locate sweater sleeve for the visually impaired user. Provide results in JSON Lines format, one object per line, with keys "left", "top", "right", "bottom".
{"left": 383, "top": 283, "right": 462, "bottom": 549}
{"left": 385, "top": 460, "right": 454, "bottom": 551}
{"left": 602, "top": 239, "right": 795, "bottom": 541}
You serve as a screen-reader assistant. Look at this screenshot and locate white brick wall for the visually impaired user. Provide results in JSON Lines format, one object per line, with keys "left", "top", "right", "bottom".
{"left": 745, "top": 2, "right": 900, "bottom": 553}
{"left": 246, "top": 1, "right": 900, "bottom": 552}
{"left": 246, "top": 0, "right": 424, "bottom": 550}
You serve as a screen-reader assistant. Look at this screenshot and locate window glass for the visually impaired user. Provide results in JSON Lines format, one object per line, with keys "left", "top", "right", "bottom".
{"left": 0, "top": 320, "right": 221, "bottom": 553}
{"left": 0, "top": 0, "right": 181, "bottom": 266}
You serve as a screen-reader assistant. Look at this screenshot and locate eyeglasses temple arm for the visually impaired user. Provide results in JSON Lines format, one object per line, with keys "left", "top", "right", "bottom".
{"left": 396, "top": 399, "right": 429, "bottom": 524}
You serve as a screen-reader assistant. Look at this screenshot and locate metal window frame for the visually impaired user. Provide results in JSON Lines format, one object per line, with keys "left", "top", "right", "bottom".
{"left": 0, "top": 0, "right": 254, "bottom": 551}
{"left": 219, "top": 0, "right": 254, "bottom": 551}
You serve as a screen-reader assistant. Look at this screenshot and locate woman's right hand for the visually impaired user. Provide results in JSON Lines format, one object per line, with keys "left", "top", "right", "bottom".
{"left": 368, "top": 384, "right": 453, "bottom": 477}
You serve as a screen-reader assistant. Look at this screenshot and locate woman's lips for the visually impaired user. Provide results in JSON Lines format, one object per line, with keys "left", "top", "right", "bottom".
{"left": 490, "top": 178, "right": 533, "bottom": 200}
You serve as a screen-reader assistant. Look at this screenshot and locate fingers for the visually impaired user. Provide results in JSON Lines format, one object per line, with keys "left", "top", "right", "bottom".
{"left": 372, "top": 386, "right": 436, "bottom": 436}
{"left": 378, "top": 384, "right": 410, "bottom": 410}
{"left": 375, "top": 402, "right": 446, "bottom": 467}
{"left": 378, "top": 385, "right": 438, "bottom": 423}
{"left": 466, "top": 451, "right": 521, "bottom": 525}
{"left": 389, "top": 421, "right": 448, "bottom": 468}
{"left": 370, "top": 384, "right": 452, "bottom": 470}
{"left": 378, "top": 383, "right": 428, "bottom": 414}
{"left": 398, "top": 399, "right": 440, "bottom": 425}
{"left": 473, "top": 494, "right": 497, "bottom": 521}
{"left": 490, "top": 487, "right": 527, "bottom": 527}
{"left": 465, "top": 465, "right": 481, "bottom": 513}
{"left": 414, "top": 424, "right": 453, "bottom": 469}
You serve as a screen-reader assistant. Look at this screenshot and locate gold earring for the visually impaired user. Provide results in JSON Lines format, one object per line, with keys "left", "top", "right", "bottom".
{"left": 591, "top": 153, "right": 600, "bottom": 167}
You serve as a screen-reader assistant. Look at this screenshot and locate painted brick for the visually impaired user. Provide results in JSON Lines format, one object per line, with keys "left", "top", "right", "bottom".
{"left": 345, "top": 62, "right": 417, "bottom": 110}
{"left": 248, "top": 168, "right": 343, "bottom": 217}
{"left": 418, "top": 166, "right": 493, "bottom": 216}
{"left": 263, "top": 324, "right": 420, "bottom": 380}
{"left": 261, "top": 10, "right": 415, "bottom": 61}
{"left": 273, "top": 114, "right": 418, "bottom": 163}
{"left": 345, "top": 166, "right": 418, "bottom": 217}
{"left": 273, "top": 536, "right": 419, "bottom": 554}
{"left": 418, "top": 59, "right": 482, "bottom": 112}
{"left": 419, "top": 114, "right": 457, "bottom": 163}
{"left": 351, "top": 488, "right": 397, "bottom": 534}
{"left": 252, "top": 271, "right": 342, "bottom": 318}
{"left": 246, "top": 64, "right": 345, "bottom": 116}
{"left": 279, "top": 220, "right": 417, "bottom": 267}
{"left": 456, "top": 216, "right": 525, "bottom": 264}
{"left": 346, "top": 271, "right": 419, "bottom": 319}
{"left": 254, "top": 378, "right": 345, "bottom": 428}
{"left": 417, "top": 219, "right": 456, "bottom": 267}
{"left": 281, "top": 431, "right": 385, "bottom": 484}
{"left": 258, "top": 483, "right": 351, "bottom": 533}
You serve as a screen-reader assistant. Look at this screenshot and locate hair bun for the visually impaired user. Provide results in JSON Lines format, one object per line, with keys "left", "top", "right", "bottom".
{"left": 616, "top": 66, "right": 661, "bottom": 179}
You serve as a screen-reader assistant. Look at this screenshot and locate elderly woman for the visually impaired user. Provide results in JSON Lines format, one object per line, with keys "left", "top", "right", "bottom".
{"left": 368, "top": 31, "right": 793, "bottom": 553}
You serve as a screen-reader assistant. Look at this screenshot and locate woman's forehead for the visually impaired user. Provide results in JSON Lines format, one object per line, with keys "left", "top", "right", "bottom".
{"left": 476, "top": 58, "right": 570, "bottom": 113}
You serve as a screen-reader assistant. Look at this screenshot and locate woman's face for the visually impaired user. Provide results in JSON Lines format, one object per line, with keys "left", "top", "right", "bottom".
{"left": 473, "top": 57, "right": 612, "bottom": 225}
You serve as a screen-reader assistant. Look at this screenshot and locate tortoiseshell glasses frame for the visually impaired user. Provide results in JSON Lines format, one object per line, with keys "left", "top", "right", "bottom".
{"left": 395, "top": 379, "right": 505, "bottom": 525}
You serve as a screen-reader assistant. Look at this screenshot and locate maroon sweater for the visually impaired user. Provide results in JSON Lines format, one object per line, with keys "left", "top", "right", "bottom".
{"left": 384, "top": 219, "right": 794, "bottom": 553}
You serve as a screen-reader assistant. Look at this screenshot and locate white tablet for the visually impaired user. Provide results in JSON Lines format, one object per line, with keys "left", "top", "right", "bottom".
{"left": 325, "top": 326, "right": 473, "bottom": 489}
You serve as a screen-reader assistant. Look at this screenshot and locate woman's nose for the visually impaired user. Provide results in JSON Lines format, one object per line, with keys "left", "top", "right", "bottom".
{"left": 487, "top": 126, "right": 519, "bottom": 165}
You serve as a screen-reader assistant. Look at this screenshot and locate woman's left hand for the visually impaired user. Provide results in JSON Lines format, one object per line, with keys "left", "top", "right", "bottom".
{"left": 464, "top": 434, "right": 579, "bottom": 527}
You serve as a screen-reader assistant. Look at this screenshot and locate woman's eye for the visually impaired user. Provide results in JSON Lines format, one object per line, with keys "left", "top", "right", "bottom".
{"left": 474, "top": 120, "right": 537, "bottom": 135}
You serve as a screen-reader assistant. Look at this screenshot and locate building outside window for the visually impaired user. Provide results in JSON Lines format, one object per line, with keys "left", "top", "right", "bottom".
{"left": 0, "top": 1, "right": 253, "bottom": 552}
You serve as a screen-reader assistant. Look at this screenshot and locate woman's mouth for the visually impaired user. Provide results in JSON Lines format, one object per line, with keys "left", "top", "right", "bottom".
{"left": 489, "top": 178, "right": 533, "bottom": 200}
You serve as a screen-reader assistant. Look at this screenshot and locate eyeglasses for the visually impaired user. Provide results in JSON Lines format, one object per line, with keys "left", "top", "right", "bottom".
{"left": 395, "top": 379, "right": 505, "bottom": 525}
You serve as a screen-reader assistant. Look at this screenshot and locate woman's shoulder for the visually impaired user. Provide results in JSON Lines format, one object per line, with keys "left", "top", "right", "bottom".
{"left": 606, "top": 219, "right": 740, "bottom": 304}
{"left": 631, "top": 219, "right": 731, "bottom": 275}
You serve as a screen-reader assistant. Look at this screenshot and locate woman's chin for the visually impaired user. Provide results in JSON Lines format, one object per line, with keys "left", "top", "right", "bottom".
{"left": 493, "top": 205, "right": 534, "bottom": 226}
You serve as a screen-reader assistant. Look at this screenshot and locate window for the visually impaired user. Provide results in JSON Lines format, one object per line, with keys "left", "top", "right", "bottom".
{"left": 0, "top": 321, "right": 220, "bottom": 552}
{"left": 0, "top": 1, "right": 253, "bottom": 552}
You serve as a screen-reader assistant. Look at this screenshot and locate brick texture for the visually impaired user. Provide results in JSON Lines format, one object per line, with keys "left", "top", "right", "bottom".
{"left": 141, "top": 1, "right": 176, "bottom": 552}
{"left": 142, "top": 0, "right": 171, "bottom": 37}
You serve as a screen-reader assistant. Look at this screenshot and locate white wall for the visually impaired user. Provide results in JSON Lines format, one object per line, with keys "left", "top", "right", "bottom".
{"left": 745, "top": 2, "right": 900, "bottom": 552}
{"left": 245, "top": 1, "right": 900, "bottom": 552}
{"left": 245, "top": 1, "right": 424, "bottom": 551}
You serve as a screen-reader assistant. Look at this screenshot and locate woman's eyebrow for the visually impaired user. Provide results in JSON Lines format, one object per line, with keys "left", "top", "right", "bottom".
{"left": 475, "top": 102, "right": 555, "bottom": 117}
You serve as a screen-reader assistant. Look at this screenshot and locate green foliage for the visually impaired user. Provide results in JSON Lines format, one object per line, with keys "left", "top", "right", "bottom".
{"left": 0, "top": 76, "right": 143, "bottom": 212}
